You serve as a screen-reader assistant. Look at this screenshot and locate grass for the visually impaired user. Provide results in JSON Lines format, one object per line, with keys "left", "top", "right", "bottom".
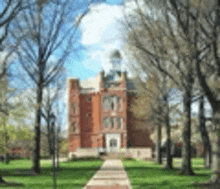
{"left": 123, "top": 158, "right": 212, "bottom": 189}
{"left": 0, "top": 158, "right": 103, "bottom": 189}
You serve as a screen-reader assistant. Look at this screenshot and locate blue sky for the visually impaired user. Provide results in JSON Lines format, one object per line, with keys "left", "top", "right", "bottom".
{"left": 4, "top": 0, "right": 127, "bottom": 131}
{"left": 5, "top": 0, "right": 212, "bottom": 133}
{"left": 65, "top": 0, "right": 128, "bottom": 81}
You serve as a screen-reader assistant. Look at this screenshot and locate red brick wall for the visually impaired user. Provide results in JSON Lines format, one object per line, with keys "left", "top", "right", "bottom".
{"left": 92, "top": 94, "right": 101, "bottom": 133}
{"left": 121, "top": 133, "right": 127, "bottom": 148}
{"left": 67, "top": 72, "right": 154, "bottom": 153}
{"left": 68, "top": 134, "right": 81, "bottom": 152}
{"left": 68, "top": 79, "right": 81, "bottom": 152}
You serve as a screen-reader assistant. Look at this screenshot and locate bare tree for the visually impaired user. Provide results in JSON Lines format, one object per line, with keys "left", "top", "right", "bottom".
{"left": 124, "top": 0, "right": 197, "bottom": 174}
{"left": 125, "top": 0, "right": 220, "bottom": 183}
{"left": 188, "top": 0, "right": 220, "bottom": 184}
{"left": 0, "top": 0, "right": 26, "bottom": 184}
{"left": 41, "top": 68, "right": 66, "bottom": 157}
{"left": 0, "top": 0, "right": 24, "bottom": 79}
{"left": 128, "top": 63, "right": 181, "bottom": 168}
{"left": 198, "top": 94, "right": 212, "bottom": 169}
{"left": 10, "top": 0, "right": 100, "bottom": 174}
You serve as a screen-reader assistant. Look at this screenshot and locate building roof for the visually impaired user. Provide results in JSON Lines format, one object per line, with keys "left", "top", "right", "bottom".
{"left": 70, "top": 71, "right": 138, "bottom": 94}
{"left": 109, "top": 50, "right": 122, "bottom": 59}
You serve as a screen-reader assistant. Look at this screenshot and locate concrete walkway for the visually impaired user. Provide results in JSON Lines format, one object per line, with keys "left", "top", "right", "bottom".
{"left": 83, "top": 159, "right": 132, "bottom": 189}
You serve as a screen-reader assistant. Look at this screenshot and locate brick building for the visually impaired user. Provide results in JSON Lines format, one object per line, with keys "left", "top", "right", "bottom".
{"left": 67, "top": 50, "right": 154, "bottom": 158}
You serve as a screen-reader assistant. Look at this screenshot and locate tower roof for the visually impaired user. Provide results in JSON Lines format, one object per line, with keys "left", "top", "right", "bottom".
{"left": 109, "top": 50, "right": 122, "bottom": 59}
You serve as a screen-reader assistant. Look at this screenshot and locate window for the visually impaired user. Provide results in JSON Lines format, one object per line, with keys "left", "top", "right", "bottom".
{"left": 116, "top": 117, "right": 122, "bottom": 129}
{"left": 117, "top": 97, "right": 120, "bottom": 103}
{"left": 103, "top": 96, "right": 119, "bottom": 111}
{"left": 110, "top": 117, "right": 114, "bottom": 129}
{"left": 103, "top": 117, "right": 108, "bottom": 129}
{"left": 110, "top": 96, "right": 117, "bottom": 111}
{"left": 119, "top": 97, "right": 123, "bottom": 111}
{"left": 103, "top": 96, "right": 110, "bottom": 111}
{"left": 110, "top": 139, "right": 117, "bottom": 147}
{"left": 71, "top": 122, "right": 76, "bottom": 132}
{"left": 117, "top": 97, "right": 122, "bottom": 111}
{"left": 111, "top": 100, "right": 114, "bottom": 110}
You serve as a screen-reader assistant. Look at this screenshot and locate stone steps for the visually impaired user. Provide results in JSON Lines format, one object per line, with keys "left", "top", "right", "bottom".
{"left": 101, "top": 153, "right": 119, "bottom": 160}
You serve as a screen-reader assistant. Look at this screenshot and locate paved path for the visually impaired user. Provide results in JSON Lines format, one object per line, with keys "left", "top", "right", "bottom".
{"left": 83, "top": 159, "right": 132, "bottom": 189}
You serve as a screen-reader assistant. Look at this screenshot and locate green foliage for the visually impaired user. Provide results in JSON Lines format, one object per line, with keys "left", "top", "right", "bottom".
{"left": 59, "top": 139, "right": 68, "bottom": 156}
{"left": 0, "top": 159, "right": 103, "bottom": 189}
{"left": 123, "top": 158, "right": 212, "bottom": 189}
{"left": 0, "top": 124, "right": 34, "bottom": 154}
{"left": 16, "top": 126, "right": 34, "bottom": 140}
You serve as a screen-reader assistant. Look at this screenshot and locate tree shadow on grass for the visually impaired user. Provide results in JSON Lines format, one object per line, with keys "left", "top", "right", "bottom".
{"left": 0, "top": 166, "right": 101, "bottom": 176}
{"left": 124, "top": 166, "right": 210, "bottom": 177}
{"left": 0, "top": 162, "right": 103, "bottom": 188}
{"left": 124, "top": 164, "right": 211, "bottom": 189}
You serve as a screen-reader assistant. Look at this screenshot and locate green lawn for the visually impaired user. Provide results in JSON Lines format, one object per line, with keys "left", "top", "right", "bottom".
{"left": 0, "top": 159, "right": 103, "bottom": 189}
{"left": 123, "top": 158, "right": 212, "bottom": 189}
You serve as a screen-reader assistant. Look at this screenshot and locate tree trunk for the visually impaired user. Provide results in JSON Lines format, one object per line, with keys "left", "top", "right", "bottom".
{"left": 204, "top": 150, "right": 212, "bottom": 169}
{"left": 32, "top": 81, "right": 43, "bottom": 174}
{"left": 47, "top": 118, "right": 53, "bottom": 156}
{"left": 156, "top": 124, "right": 162, "bottom": 164}
{"left": 207, "top": 109, "right": 220, "bottom": 184}
{"left": 5, "top": 153, "right": 9, "bottom": 164}
{"left": 0, "top": 176, "right": 6, "bottom": 184}
{"left": 164, "top": 113, "right": 173, "bottom": 169}
{"left": 198, "top": 95, "right": 212, "bottom": 169}
{"left": 179, "top": 90, "right": 194, "bottom": 175}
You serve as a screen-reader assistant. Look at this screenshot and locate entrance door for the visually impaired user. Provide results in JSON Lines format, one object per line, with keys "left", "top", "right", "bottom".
{"left": 105, "top": 133, "right": 120, "bottom": 153}
{"left": 110, "top": 139, "right": 117, "bottom": 152}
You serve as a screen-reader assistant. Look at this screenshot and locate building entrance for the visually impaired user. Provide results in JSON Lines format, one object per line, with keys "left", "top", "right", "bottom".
{"left": 110, "top": 139, "right": 117, "bottom": 152}
{"left": 105, "top": 133, "right": 120, "bottom": 153}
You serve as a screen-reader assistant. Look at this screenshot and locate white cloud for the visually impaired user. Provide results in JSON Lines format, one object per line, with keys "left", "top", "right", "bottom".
{"left": 79, "top": 2, "right": 148, "bottom": 79}
{"left": 79, "top": 3, "right": 132, "bottom": 75}
{"left": 80, "top": 4, "right": 124, "bottom": 46}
